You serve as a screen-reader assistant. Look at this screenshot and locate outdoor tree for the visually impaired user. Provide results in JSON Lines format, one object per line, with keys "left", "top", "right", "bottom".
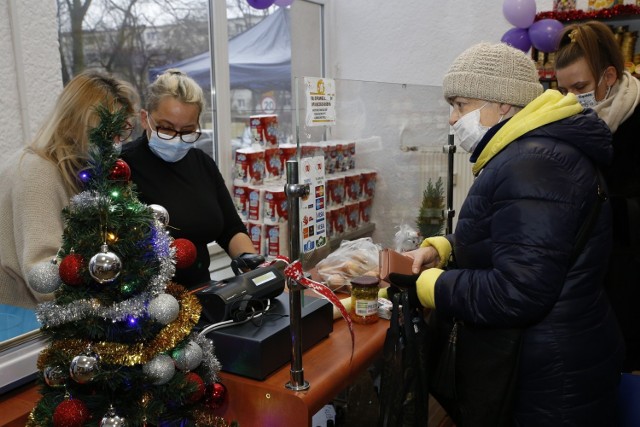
{"left": 26, "top": 107, "right": 232, "bottom": 427}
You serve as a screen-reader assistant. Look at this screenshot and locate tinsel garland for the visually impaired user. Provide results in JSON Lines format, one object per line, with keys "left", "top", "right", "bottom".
{"left": 193, "top": 333, "right": 222, "bottom": 383}
{"left": 37, "top": 283, "right": 201, "bottom": 368}
{"left": 536, "top": 5, "right": 640, "bottom": 22}
{"left": 36, "top": 220, "right": 174, "bottom": 327}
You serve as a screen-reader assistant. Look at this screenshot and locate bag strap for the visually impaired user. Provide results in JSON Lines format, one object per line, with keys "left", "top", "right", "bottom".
{"left": 570, "top": 168, "right": 607, "bottom": 265}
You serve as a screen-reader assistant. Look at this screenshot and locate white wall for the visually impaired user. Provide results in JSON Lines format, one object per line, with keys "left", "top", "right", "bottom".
{"left": 321, "top": 0, "right": 562, "bottom": 246}
{"left": 0, "top": 0, "right": 62, "bottom": 160}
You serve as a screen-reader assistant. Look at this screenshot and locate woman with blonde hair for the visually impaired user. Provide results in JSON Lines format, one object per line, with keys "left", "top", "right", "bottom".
{"left": 555, "top": 21, "right": 640, "bottom": 372}
{"left": 122, "top": 69, "right": 257, "bottom": 289}
{"left": 0, "top": 70, "right": 138, "bottom": 308}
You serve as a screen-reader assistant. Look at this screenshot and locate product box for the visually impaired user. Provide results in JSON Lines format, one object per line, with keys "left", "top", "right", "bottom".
{"left": 207, "top": 293, "right": 333, "bottom": 380}
{"left": 588, "top": 0, "right": 621, "bottom": 10}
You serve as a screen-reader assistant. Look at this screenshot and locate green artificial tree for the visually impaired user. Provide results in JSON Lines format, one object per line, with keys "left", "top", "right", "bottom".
{"left": 416, "top": 177, "right": 445, "bottom": 238}
{"left": 26, "top": 107, "right": 232, "bottom": 427}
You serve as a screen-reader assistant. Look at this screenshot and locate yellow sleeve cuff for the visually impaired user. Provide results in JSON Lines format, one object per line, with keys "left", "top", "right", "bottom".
{"left": 416, "top": 268, "right": 444, "bottom": 309}
{"left": 420, "top": 236, "right": 452, "bottom": 268}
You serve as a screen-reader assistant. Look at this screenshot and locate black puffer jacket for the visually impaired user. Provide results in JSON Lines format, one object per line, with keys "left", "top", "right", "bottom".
{"left": 435, "top": 93, "right": 624, "bottom": 426}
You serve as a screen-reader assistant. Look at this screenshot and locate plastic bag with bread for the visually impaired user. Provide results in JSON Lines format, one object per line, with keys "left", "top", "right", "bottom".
{"left": 316, "top": 237, "right": 381, "bottom": 293}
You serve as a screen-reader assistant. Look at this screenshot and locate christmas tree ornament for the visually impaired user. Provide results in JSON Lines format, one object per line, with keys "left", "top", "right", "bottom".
{"left": 207, "top": 382, "right": 227, "bottom": 410}
{"left": 27, "top": 259, "right": 62, "bottom": 293}
{"left": 108, "top": 158, "right": 131, "bottom": 182}
{"left": 143, "top": 354, "right": 175, "bottom": 385}
{"left": 172, "top": 238, "right": 197, "bottom": 269}
{"left": 53, "top": 397, "right": 90, "bottom": 427}
{"left": 99, "top": 405, "right": 126, "bottom": 427}
{"left": 44, "top": 365, "right": 67, "bottom": 387}
{"left": 173, "top": 340, "right": 203, "bottom": 372}
{"left": 89, "top": 244, "right": 122, "bottom": 284}
{"left": 59, "top": 253, "right": 85, "bottom": 286}
{"left": 185, "top": 372, "right": 206, "bottom": 403}
{"left": 70, "top": 348, "right": 100, "bottom": 384}
{"left": 148, "top": 293, "right": 180, "bottom": 325}
{"left": 148, "top": 204, "right": 170, "bottom": 226}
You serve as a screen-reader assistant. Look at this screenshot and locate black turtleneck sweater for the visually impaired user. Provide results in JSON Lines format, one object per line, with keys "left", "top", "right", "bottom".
{"left": 121, "top": 134, "right": 248, "bottom": 288}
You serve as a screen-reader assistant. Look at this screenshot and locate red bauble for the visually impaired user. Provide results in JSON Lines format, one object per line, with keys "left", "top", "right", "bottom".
{"left": 109, "top": 158, "right": 131, "bottom": 182}
{"left": 185, "top": 372, "right": 206, "bottom": 403}
{"left": 53, "top": 398, "right": 90, "bottom": 427}
{"left": 207, "top": 382, "right": 227, "bottom": 409}
{"left": 172, "top": 238, "right": 197, "bottom": 269}
{"left": 59, "top": 254, "right": 85, "bottom": 286}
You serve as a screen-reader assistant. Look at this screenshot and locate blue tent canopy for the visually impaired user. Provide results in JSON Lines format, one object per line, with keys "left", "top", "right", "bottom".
{"left": 149, "top": 8, "right": 291, "bottom": 91}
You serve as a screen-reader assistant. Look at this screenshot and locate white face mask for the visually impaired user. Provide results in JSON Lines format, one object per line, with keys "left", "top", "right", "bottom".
{"left": 576, "top": 74, "right": 611, "bottom": 109}
{"left": 453, "top": 103, "right": 490, "bottom": 153}
{"left": 146, "top": 117, "right": 193, "bottom": 163}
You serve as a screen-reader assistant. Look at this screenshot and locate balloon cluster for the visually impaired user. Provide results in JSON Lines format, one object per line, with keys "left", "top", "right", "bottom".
{"left": 247, "top": 0, "right": 293, "bottom": 9}
{"left": 501, "top": 0, "right": 564, "bottom": 53}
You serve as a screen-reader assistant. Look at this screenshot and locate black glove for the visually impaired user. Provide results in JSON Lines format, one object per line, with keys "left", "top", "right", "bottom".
{"left": 230, "top": 253, "right": 265, "bottom": 276}
{"left": 388, "top": 272, "right": 422, "bottom": 308}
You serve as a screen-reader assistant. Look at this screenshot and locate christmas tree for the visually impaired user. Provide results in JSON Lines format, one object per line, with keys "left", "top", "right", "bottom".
{"left": 27, "top": 106, "right": 231, "bottom": 426}
{"left": 416, "top": 177, "right": 445, "bottom": 238}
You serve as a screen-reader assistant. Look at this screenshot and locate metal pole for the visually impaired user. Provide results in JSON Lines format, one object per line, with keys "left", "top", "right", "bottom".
{"left": 284, "top": 160, "right": 310, "bottom": 391}
{"left": 443, "top": 133, "right": 456, "bottom": 235}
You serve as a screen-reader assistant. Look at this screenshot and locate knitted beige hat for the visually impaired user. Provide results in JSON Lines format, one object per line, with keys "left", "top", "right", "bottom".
{"left": 443, "top": 42, "right": 543, "bottom": 107}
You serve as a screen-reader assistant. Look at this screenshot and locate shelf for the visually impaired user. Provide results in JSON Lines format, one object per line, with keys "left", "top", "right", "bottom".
{"left": 536, "top": 5, "right": 640, "bottom": 22}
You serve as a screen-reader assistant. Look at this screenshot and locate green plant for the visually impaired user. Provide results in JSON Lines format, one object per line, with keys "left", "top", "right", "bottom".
{"left": 417, "top": 177, "right": 445, "bottom": 237}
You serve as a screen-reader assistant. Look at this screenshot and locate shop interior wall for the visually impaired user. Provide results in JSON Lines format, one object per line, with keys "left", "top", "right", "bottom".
{"left": 0, "top": 0, "right": 62, "bottom": 158}
{"left": 323, "top": 0, "right": 556, "bottom": 247}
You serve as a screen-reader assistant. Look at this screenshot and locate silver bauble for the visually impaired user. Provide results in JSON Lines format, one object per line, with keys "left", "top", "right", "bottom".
{"left": 148, "top": 204, "right": 170, "bottom": 226}
{"left": 27, "top": 260, "right": 62, "bottom": 294}
{"left": 44, "top": 365, "right": 67, "bottom": 387}
{"left": 89, "top": 244, "right": 122, "bottom": 284}
{"left": 173, "top": 341, "right": 203, "bottom": 372}
{"left": 148, "top": 294, "right": 180, "bottom": 325}
{"left": 100, "top": 405, "right": 126, "bottom": 427}
{"left": 143, "top": 354, "right": 175, "bottom": 385}
{"left": 70, "top": 350, "right": 100, "bottom": 384}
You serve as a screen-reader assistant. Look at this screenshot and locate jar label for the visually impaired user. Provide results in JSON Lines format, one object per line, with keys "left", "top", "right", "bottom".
{"left": 355, "top": 299, "right": 378, "bottom": 317}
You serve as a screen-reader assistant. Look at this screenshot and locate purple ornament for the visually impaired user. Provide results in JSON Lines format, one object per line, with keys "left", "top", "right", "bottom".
{"left": 502, "top": 0, "right": 537, "bottom": 29}
{"left": 529, "top": 19, "right": 564, "bottom": 53}
{"left": 501, "top": 27, "right": 532, "bottom": 53}
{"left": 247, "top": 0, "right": 275, "bottom": 9}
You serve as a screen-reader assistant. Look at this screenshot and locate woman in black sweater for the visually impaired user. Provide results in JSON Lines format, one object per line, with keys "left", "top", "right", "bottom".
{"left": 122, "top": 69, "right": 256, "bottom": 289}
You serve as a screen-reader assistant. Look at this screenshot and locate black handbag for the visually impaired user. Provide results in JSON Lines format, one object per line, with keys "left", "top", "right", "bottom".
{"left": 428, "top": 313, "right": 522, "bottom": 427}
{"left": 378, "top": 290, "right": 430, "bottom": 427}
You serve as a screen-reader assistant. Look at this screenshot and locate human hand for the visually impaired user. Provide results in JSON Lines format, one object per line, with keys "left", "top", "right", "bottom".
{"left": 402, "top": 246, "right": 440, "bottom": 273}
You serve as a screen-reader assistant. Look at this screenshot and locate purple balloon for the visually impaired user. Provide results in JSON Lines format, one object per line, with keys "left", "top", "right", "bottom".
{"left": 274, "top": 0, "right": 293, "bottom": 6}
{"left": 247, "top": 0, "right": 275, "bottom": 9}
{"left": 528, "top": 19, "right": 564, "bottom": 53}
{"left": 501, "top": 27, "right": 532, "bottom": 53}
{"left": 502, "top": 0, "right": 537, "bottom": 29}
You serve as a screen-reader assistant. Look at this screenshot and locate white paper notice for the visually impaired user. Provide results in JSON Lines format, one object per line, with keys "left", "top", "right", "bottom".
{"left": 299, "top": 155, "right": 328, "bottom": 254}
{"left": 305, "top": 77, "right": 336, "bottom": 127}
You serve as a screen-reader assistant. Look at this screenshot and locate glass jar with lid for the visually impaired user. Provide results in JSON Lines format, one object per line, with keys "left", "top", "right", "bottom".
{"left": 349, "top": 276, "right": 380, "bottom": 324}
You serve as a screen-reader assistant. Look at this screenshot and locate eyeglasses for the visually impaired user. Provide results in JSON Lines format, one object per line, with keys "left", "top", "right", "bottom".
{"left": 148, "top": 115, "right": 201, "bottom": 143}
{"left": 116, "top": 123, "right": 134, "bottom": 143}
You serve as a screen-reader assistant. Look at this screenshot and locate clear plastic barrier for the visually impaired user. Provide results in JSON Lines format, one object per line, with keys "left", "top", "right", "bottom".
{"left": 293, "top": 77, "right": 459, "bottom": 250}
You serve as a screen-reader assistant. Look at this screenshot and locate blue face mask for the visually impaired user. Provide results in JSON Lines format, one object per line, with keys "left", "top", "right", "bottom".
{"left": 147, "top": 126, "right": 193, "bottom": 163}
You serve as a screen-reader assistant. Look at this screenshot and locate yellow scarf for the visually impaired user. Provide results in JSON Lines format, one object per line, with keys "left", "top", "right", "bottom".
{"left": 472, "top": 90, "right": 583, "bottom": 176}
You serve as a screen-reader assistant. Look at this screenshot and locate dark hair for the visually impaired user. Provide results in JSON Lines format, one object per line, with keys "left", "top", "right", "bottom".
{"left": 556, "top": 21, "right": 624, "bottom": 81}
